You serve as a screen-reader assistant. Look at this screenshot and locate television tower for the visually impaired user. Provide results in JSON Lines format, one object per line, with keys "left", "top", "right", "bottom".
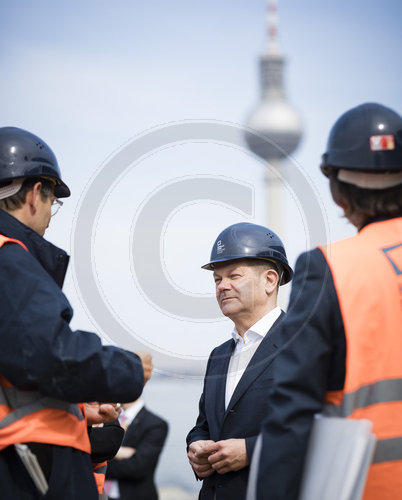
{"left": 245, "top": 0, "right": 302, "bottom": 231}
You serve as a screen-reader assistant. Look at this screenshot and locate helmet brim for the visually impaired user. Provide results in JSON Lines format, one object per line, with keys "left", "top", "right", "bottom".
{"left": 202, "top": 256, "right": 293, "bottom": 285}
{"left": 54, "top": 180, "right": 71, "bottom": 198}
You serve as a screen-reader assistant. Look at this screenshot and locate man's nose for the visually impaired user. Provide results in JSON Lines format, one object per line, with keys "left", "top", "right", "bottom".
{"left": 217, "top": 278, "right": 231, "bottom": 291}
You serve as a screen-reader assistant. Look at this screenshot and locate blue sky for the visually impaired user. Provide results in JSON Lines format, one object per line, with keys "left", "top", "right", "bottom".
{"left": 1, "top": 0, "right": 401, "bottom": 374}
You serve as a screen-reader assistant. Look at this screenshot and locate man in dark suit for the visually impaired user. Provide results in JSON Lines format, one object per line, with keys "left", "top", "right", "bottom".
{"left": 186, "top": 222, "right": 293, "bottom": 500}
{"left": 105, "top": 398, "right": 168, "bottom": 500}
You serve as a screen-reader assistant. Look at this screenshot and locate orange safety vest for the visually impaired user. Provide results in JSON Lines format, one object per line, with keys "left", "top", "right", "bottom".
{"left": 319, "top": 217, "right": 402, "bottom": 500}
{"left": 0, "top": 234, "right": 91, "bottom": 454}
{"left": 92, "top": 460, "right": 108, "bottom": 494}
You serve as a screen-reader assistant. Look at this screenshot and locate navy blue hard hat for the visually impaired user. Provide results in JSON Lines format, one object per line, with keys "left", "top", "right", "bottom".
{"left": 321, "top": 103, "right": 402, "bottom": 176}
{"left": 202, "top": 222, "right": 293, "bottom": 285}
{"left": 0, "top": 127, "right": 70, "bottom": 197}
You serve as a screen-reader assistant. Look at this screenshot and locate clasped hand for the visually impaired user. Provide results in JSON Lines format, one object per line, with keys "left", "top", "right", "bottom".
{"left": 188, "top": 438, "right": 249, "bottom": 477}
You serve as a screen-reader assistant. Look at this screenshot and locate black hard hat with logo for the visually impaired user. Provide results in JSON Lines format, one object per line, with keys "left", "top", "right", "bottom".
{"left": 0, "top": 127, "right": 70, "bottom": 198}
{"left": 202, "top": 222, "right": 293, "bottom": 285}
{"left": 321, "top": 103, "right": 402, "bottom": 182}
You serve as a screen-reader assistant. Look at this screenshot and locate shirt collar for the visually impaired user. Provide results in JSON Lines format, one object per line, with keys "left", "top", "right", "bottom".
{"left": 231, "top": 306, "right": 282, "bottom": 344}
{"left": 122, "top": 398, "right": 144, "bottom": 425}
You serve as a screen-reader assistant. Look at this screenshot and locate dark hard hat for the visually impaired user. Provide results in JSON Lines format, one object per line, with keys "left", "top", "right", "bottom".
{"left": 0, "top": 127, "right": 70, "bottom": 197}
{"left": 202, "top": 222, "right": 293, "bottom": 285}
{"left": 321, "top": 103, "right": 402, "bottom": 176}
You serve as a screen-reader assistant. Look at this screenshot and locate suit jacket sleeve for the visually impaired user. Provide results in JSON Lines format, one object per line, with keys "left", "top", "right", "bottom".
{"left": 106, "top": 416, "right": 168, "bottom": 480}
{"left": 186, "top": 352, "right": 214, "bottom": 448}
{"left": 256, "top": 249, "right": 346, "bottom": 500}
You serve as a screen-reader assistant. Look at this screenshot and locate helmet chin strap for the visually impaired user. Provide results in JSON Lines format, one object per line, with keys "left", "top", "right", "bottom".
{"left": 337, "top": 170, "right": 402, "bottom": 189}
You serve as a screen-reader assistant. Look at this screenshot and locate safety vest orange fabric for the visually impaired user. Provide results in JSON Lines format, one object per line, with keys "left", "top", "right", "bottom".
{"left": 319, "top": 217, "right": 402, "bottom": 500}
{"left": 92, "top": 460, "right": 108, "bottom": 494}
{"left": 0, "top": 234, "right": 91, "bottom": 454}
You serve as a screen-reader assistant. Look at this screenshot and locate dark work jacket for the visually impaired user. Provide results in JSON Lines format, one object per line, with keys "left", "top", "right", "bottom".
{"left": 186, "top": 312, "right": 285, "bottom": 500}
{"left": 0, "top": 209, "right": 145, "bottom": 500}
{"left": 254, "top": 248, "right": 346, "bottom": 500}
{"left": 106, "top": 407, "right": 168, "bottom": 500}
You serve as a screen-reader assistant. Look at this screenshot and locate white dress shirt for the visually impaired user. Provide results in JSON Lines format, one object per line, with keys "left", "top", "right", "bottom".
{"left": 225, "top": 307, "right": 281, "bottom": 409}
{"left": 120, "top": 398, "right": 144, "bottom": 429}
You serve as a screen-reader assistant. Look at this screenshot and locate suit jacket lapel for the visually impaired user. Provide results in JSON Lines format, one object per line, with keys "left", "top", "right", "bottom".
{"left": 131, "top": 407, "right": 144, "bottom": 426}
{"left": 212, "top": 340, "right": 236, "bottom": 429}
{"left": 223, "top": 311, "right": 284, "bottom": 417}
{"left": 123, "top": 406, "right": 145, "bottom": 438}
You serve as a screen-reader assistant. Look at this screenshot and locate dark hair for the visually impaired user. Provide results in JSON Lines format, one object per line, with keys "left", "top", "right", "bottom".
{"left": 0, "top": 177, "right": 54, "bottom": 212}
{"left": 329, "top": 171, "right": 402, "bottom": 226}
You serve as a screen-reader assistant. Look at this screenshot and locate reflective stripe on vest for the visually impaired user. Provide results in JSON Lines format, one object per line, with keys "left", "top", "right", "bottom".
{"left": 0, "top": 373, "right": 90, "bottom": 455}
{"left": 319, "top": 218, "right": 402, "bottom": 500}
{"left": 0, "top": 235, "right": 91, "bottom": 454}
{"left": 0, "top": 385, "right": 84, "bottom": 428}
{"left": 325, "top": 378, "right": 402, "bottom": 418}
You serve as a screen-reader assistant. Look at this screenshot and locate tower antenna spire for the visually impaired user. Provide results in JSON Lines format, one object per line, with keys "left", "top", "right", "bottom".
{"left": 267, "top": 0, "right": 281, "bottom": 56}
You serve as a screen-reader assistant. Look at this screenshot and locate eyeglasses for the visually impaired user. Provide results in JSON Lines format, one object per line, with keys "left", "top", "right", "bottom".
{"left": 51, "top": 196, "right": 63, "bottom": 217}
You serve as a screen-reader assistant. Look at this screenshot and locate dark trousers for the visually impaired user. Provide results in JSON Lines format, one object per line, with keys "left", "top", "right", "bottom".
{"left": 0, "top": 445, "right": 98, "bottom": 500}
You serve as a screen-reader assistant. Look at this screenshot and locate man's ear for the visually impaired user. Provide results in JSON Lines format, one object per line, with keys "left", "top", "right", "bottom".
{"left": 265, "top": 269, "right": 279, "bottom": 295}
{"left": 26, "top": 182, "right": 43, "bottom": 215}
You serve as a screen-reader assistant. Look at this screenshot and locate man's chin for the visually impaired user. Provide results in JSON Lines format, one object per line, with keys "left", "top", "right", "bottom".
{"left": 220, "top": 303, "right": 239, "bottom": 318}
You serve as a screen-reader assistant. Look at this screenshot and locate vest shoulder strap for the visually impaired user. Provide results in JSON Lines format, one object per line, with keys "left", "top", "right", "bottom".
{"left": 0, "top": 234, "right": 28, "bottom": 252}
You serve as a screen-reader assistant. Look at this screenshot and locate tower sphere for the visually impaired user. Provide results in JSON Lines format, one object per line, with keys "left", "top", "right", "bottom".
{"left": 244, "top": 0, "right": 302, "bottom": 162}
{"left": 245, "top": 98, "right": 302, "bottom": 161}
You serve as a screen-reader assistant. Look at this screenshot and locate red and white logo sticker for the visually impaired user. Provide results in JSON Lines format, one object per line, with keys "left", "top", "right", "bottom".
{"left": 370, "top": 135, "right": 395, "bottom": 151}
